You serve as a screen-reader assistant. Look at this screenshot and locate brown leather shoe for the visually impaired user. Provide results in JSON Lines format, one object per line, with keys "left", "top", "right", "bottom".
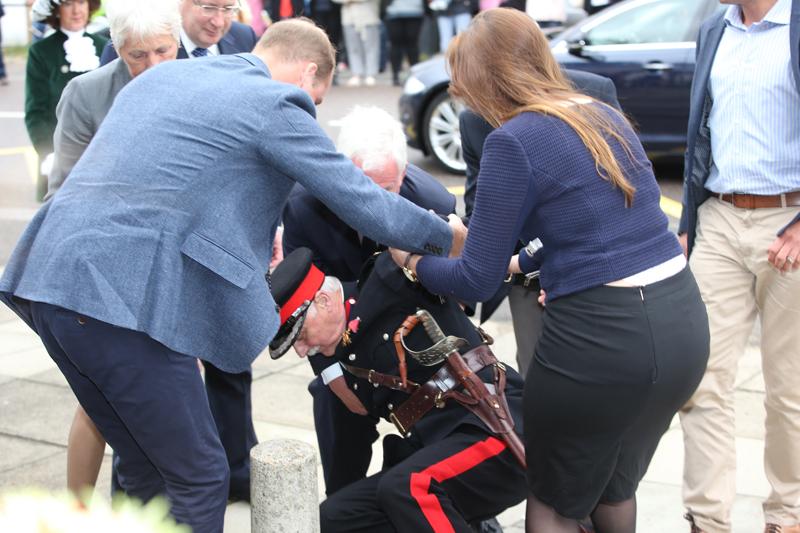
{"left": 765, "top": 524, "right": 800, "bottom": 533}
{"left": 684, "top": 513, "right": 707, "bottom": 533}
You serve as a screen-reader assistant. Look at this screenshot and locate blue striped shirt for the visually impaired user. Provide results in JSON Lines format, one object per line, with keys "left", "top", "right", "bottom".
{"left": 705, "top": 0, "right": 800, "bottom": 195}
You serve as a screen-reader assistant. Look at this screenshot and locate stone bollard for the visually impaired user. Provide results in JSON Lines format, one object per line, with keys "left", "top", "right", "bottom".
{"left": 251, "top": 439, "right": 320, "bottom": 533}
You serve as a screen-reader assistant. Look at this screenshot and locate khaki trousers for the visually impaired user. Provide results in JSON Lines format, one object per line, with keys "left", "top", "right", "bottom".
{"left": 681, "top": 198, "right": 800, "bottom": 532}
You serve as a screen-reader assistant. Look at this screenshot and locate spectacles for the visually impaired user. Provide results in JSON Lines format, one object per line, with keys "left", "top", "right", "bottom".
{"left": 192, "top": 0, "right": 241, "bottom": 18}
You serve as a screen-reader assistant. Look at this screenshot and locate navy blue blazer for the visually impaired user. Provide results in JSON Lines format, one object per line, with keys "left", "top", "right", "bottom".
{"left": 283, "top": 164, "right": 456, "bottom": 282}
{"left": 680, "top": 0, "right": 800, "bottom": 253}
{"left": 459, "top": 70, "right": 621, "bottom": 322}
{"left": 99, "top": 21, "right": 258, "bottom": 65}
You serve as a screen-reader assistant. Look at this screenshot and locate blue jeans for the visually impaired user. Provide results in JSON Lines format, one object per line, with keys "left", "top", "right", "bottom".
{"left": 436, "top": 12, "right": 471, "bottom": 53}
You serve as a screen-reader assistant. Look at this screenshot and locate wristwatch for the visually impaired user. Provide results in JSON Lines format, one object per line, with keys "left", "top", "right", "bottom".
{"left": 523, "top": 238, "right": 543, "bottom": 258}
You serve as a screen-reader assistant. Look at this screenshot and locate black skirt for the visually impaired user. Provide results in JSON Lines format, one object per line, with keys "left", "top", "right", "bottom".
{"left": 523, "top": 266, "right": 709, "bottom": 519}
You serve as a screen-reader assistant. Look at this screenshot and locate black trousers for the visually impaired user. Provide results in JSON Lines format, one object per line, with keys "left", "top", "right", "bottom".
{"left": 320, "top": 427, "right": 527, "bottom": 532}
{"left": 310, "top": 377, "right": 380, "bottom": 495}
{"left": 204, "top": 364, "right": 258, "bottom": 500}
{"left": 313, "top": 8, "right": 344, "bottom": 63}
{"left": 384, "top": 17, "right": 423, "bottom": 78}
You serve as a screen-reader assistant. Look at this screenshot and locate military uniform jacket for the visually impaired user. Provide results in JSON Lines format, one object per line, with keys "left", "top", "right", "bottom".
{"left": 312, "top": 252, "right": 524, "bottom": 445}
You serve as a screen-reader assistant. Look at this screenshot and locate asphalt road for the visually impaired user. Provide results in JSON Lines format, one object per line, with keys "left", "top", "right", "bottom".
{"left": 0, "top": 55, "right": 684, "bottom": 267}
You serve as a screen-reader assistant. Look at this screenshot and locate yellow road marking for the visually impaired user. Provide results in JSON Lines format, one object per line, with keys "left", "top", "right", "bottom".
{"left": 447, "top": 185, "right": 683, "bottom": 219}
{"left": 0, "top": 148, "right": 686, "bottom": 219}
{"left": 659, "top": 195, "right": 683, "bottom": 219}
{"left": 0, "top": 146, "right": 39, "bottom": 185}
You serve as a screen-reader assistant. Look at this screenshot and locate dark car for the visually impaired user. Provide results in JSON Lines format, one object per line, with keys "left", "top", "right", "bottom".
{"left": 399, "top": 0, "right": 724, "bottom": 174}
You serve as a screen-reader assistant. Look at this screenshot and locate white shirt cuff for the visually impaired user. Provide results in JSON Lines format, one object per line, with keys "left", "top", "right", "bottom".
{"left": 320, "top": 362, "right": 344, "bottom": 385}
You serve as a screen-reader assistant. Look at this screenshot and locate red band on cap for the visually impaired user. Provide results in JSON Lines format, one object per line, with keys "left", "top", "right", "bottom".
{"left": 280, "top": 263, "right": 325, "bottom": 324}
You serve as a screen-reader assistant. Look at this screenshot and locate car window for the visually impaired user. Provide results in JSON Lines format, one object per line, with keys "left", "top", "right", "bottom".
{"left": 584, "top": 0, "right": 706, "bottom": 45}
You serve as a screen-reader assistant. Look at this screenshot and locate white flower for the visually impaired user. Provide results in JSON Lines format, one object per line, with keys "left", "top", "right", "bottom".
{"left": 64, "top": 35, "right": 100, "bottom": 73}
{"left": 0, "top": 489, "right": 189, "bottom": 533}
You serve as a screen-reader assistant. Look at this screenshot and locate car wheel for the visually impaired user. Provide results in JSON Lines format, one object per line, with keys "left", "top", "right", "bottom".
{"left": 422, "top": 91, "right": 466, "bottom": 175}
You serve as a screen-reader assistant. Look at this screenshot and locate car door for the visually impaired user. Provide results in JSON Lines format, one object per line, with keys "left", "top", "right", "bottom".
{"left": 553, "top": 0, "right": 714, "bottom": 155}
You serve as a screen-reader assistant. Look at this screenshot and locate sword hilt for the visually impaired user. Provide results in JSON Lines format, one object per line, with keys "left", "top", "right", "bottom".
{"left": 417, "top": 309, "right": 446, "bottom": 344}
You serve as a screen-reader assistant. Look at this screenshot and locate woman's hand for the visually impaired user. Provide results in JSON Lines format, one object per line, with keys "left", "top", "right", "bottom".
{"left": 389, "top": 248, "right": 408, "bottom": 269}
{"left": 389, "top": 248, "right": 421, "bottom": 275}
{"left": 447, "top": 214, "right": 468, "bottom": 258}
{"left": 508, "top": 254, "right": 522, "bottom": 274}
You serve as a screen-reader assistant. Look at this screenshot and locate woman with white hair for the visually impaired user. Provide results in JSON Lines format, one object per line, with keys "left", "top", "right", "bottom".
{"left": 50, "top": 0, "right": 183, "bottom": 497}
{"left": 48, "top": 0, "right": 182, "bottom": 196}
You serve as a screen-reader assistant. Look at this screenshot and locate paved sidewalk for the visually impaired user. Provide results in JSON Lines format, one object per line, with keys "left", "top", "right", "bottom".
{"left": 0, "top": 285, "right": 767, "bottom": 532}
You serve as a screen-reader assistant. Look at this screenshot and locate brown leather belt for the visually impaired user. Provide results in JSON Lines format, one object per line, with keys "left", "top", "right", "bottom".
{"left": 343, "top": 345, "right": 503, "bottom": 433}
{"left": 716, "top": 191, "right": 800, "bottom": 209}
{"left": 340, "top": 344, "right": 497, "bottom": 397}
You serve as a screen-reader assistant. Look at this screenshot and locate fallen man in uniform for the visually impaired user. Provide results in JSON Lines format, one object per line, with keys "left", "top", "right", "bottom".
{"left": 269, "top": 247, "right": 528, "bottom": 532}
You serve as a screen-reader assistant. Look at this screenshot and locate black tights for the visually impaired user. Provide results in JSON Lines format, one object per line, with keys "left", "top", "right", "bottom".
{"left": 525, "top": 492, "right": 637, "bottom": 533}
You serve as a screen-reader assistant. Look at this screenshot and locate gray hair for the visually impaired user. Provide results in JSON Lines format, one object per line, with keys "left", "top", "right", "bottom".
{"left": 107, "top": 0, "right": 182, "bottom": 51}
{"left": 320, "top": 276, "right": 343, "bottom": 298}
{"left": 336, "top": 106, "right": 408, "bottom": 178}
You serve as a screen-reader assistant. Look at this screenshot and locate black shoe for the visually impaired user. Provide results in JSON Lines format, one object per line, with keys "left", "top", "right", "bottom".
{"left": 470, "top": 516, "right": 503, "bottom": 533}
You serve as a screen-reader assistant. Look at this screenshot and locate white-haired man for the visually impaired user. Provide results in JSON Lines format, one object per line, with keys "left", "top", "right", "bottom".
{"left": 268, "top": 247, "right": 527, "bottom": 532}
{"left": 282, "top": 106, "right": 456, "bottom": 495}
{"left": 99, "top": 0, "right": 257, "bottom": 63}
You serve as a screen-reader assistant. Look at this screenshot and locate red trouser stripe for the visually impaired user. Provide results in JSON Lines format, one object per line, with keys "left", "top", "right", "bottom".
{"left": 409, "top": 436, "right": 507, "bottom": 533}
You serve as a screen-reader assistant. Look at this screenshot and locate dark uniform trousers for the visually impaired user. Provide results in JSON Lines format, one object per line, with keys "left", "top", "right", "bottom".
{"left": 309, "top": 376, "right": 380, "bottom": 494}
{"left": 312, "top": 253, "right": 527, "bottom": 532}
{"left": 320, "top": 428, "right": 524, "bottom": 532}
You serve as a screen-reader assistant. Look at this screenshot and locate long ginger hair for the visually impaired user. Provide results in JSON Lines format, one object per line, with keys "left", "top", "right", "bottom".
{"left": 447, "top": 8, "right": 637, "bottom": 206}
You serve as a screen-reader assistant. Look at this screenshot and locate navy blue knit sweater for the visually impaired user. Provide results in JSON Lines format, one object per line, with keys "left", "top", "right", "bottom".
{"left": 416, "top": 106, "right": 682, "bottom": 302}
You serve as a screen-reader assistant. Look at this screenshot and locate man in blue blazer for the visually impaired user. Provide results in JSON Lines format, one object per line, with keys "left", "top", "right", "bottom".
{"left": 678, "top": 1, "right": 800, "bottom": 532}
{"left": 99, "top": 0, "right": 258, "bottom": 64}
{"left": 0, "top": 19, "right": 459, "bottom": 533}
{"left": 98, "top": 0, "right": 259, "bottom": 503}
{"left": 459, "top": 69, "right": 621, "bottom": 378}
{"left": 283, "top": 105, "right": 456, "bottom": 496}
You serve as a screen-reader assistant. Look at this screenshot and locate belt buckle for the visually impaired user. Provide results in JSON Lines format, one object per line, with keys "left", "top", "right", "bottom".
{"left": 434, "top": 391, "right": 446, "bottom": 409}
{"left": 523, "top": 271, "right": 539, "bottom": 288}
